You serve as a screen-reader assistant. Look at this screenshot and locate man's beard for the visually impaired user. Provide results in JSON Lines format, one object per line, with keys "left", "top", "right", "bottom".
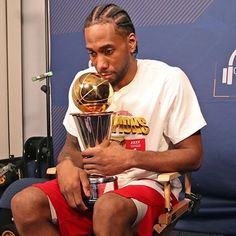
{"left": 110, "top": 73, "right": 123, "bottom": 87}
{"left": 110, "top": 63, "right": 130, "bottom": 88}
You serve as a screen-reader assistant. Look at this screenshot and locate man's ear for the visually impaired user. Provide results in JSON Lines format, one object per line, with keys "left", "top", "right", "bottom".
{"left": 128, "top": 33, "right": 137, "bottom": 54}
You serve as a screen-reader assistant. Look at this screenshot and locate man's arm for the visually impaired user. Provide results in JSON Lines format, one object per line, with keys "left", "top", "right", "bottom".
{"left": 56, "top": 132, "right": 90, "bottom": 210}
{"left": 82, "top": 132, "right": 203, "bottom": 176}
{"left": 133, "top": 132, "right": 203, "bottom": 173}
{"left": 57, "top": 132, "right": 82, "bottom": 167}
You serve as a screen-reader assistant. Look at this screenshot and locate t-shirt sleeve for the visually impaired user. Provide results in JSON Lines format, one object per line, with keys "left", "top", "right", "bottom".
{"left": 62, "top": 68, "right": 97, "bottom": 150}
{"left": 164, "top": 68, "right": 207, "bottom": 144}
{"left": 63, "top": 107, "right": 79, "bottom": 137}
{"left": 63, "top": 69, "right": 92, "bottom": 137}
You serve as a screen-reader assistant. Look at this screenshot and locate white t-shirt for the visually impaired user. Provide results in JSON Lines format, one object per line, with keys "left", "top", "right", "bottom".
{"left": 63, "top": 59, "right": 206, "bottom": 198}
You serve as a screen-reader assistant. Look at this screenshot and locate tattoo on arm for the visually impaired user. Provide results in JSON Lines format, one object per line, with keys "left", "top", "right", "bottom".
{"left": 57, "top": 133, "right": 81, "bottom": 164}
{"left": 60, "top": 151, "right": 72, "bottom": 158}
{"left": 58, "top": 150, "right": 72, "bottom": 163}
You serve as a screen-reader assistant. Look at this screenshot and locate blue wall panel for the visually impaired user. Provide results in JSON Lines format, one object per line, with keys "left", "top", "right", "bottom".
{"left": 50, "top": 1, "right": 236, "bottom": 234}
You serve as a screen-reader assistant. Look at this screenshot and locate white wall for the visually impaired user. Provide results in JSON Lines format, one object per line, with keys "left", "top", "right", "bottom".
{"left": 0, "top": 0, "right": 23, "bottom": 159}
{"left": 0, "top": 0, "right": 47, "bottom": 160}
{"left": 0, "top": 0, "right": 10, "bottom": 159}
{"left": 22, "top": 0, "right": 47, "bottom": 142}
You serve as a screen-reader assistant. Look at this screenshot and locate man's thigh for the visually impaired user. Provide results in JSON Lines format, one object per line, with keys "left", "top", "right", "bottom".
{"left": 33, "top": 179, "right": 93, "bottom": 236}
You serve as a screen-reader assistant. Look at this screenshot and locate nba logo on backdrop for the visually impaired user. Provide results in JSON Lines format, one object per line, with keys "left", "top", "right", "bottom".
{"left": 222, "top": 50, "right": 236, "bottom": 85}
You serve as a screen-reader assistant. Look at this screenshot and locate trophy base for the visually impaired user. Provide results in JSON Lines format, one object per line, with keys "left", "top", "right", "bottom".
{"left": 84, "top": 175, "right": 118, "bottom": 210}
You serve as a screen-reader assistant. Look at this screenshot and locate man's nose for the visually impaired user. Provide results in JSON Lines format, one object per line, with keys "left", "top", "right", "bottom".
{"left": 95, "top": 55, "right": 109, "bottom": 72}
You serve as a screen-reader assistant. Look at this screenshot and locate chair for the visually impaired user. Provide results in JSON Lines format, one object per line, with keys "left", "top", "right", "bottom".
{"left": 0, "top": 168, "right": 199, "bottom": 236}
{"left": 153, "top": 172, "right": 200, "bottom": 235}
{"left": 47, "top": 168, "right": 200, "bottom": 235}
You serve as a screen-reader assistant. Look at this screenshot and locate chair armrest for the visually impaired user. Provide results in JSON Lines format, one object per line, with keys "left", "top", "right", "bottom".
{"left": 46, "top": 167, "right": 56, "bottom": 175}
{"left": 157, "top": 172, "right": 181, "bottom": 211}
{"left": 157, "top": 172, "right": 192, "bottom": 211}
{"left": 157, "top": 172, "right": 192, "bottom": 194}
{"left": 157, "top": 172, "right": 181, "bottom": 182}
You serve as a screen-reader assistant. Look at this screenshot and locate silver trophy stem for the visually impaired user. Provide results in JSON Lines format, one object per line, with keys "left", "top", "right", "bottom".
{"left": 72, "top": 112, "right": 113, "bottom": 151}
{"left": 71, "top": 111, "right": 117, "bottom": 209}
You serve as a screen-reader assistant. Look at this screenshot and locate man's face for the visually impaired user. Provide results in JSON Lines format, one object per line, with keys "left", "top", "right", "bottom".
{"left": 84, "top": 22, "right": 135, "bottom": 89}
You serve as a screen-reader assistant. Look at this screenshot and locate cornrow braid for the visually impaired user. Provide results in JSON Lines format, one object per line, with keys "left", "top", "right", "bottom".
{"left": 84, "top": 3, "right": 138, "bottom": 55}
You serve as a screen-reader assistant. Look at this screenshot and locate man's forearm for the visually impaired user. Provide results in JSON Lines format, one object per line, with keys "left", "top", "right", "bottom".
{"left": 131, "top": 148, "right": 201, "bottom": 173}
{"left": 57, "top": 133, "right": 83, "bottom": 168}
{"left": 58, "top": 148, "right": 83, "bottom": 168}
{"left": 130, "top": 134, "right": 203, "bottom": 173}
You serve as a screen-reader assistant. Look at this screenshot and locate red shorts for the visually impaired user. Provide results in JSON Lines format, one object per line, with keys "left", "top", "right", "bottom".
{"left": 33, "top": 179, "right": 178, "bottom": 236}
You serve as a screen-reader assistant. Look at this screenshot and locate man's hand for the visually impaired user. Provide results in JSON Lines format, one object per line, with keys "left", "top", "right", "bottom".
{"left": 82, "top": 140, "right": 133, "bottom": 176}
{"left": 56, "top": 158, "right": 90, "bottom": 211}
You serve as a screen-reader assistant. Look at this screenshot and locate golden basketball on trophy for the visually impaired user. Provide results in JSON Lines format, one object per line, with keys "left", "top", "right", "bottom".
{"left": 72, "top": 72, "right": 113, "bottom": 112}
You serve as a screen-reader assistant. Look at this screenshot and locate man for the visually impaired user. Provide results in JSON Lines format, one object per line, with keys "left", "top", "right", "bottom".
{"left": 11, "top": 3, "right": 206, "bottom": 236}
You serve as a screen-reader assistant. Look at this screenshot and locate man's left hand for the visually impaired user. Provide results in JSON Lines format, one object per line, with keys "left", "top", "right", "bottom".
{"left": 82, "top": 140, "right": 133, "bottom": 176}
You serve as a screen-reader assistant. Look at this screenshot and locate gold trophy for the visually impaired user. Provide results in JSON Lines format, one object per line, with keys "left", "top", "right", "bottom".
{"left": 71, "top": 72, "right": 118, "bottom": 208}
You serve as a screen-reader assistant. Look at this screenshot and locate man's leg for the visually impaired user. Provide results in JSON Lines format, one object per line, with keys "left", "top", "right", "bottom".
{"left": 11, "top": 186, "right": 59, "bottom": 236}
{"left": 93, "top": 192, "right": 137, "bottom": 236}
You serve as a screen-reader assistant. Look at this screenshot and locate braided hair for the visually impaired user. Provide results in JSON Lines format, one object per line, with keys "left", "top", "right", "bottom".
{"left": 84, "top": 3, "right": 138, "bottom": 55}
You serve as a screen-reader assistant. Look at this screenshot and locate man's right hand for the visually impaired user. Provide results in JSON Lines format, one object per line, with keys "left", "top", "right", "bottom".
{"left": 56, "top": 158, "right": 91, "bottom": 211}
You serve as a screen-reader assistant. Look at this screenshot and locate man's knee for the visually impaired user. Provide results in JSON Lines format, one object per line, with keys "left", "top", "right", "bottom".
{"left": 93, "top": 193, "right": 136, "bottom": 223}
{"left": 11, "top": 186, "right": 50, "bottom": 224}
{"left": 93, "top": 193, "right": 137, "bottom": 235}
{"left": 94, "top": 193, "right": 125, "bottom": 218}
